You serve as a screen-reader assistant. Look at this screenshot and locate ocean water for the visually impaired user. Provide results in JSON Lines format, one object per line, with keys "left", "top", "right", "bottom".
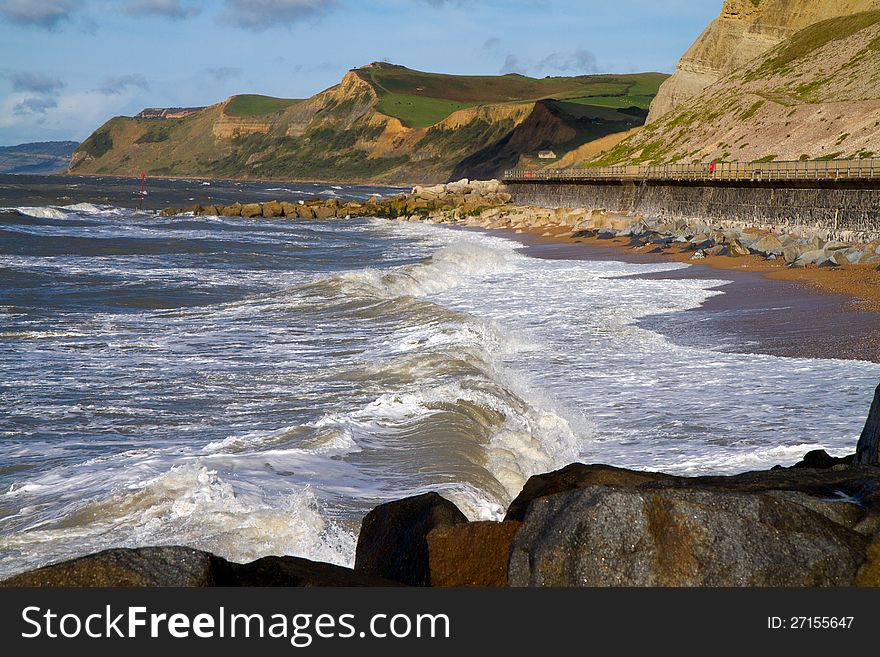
{"left": 1, "top": 175, "right": 879, "bottom": 578}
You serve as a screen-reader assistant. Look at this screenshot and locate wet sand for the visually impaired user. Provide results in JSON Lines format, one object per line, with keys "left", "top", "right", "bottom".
{"left": 460, "top": 225, "right": 880, "bottom": 364}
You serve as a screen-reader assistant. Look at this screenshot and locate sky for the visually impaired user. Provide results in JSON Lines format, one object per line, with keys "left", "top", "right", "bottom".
{"left": 0, "top": 0, "right": 721, "bottom": 145}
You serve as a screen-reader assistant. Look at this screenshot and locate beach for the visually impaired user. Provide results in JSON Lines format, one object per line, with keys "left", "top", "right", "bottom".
{"left": 500, "top": 225, "right": 880, "bottom": 363}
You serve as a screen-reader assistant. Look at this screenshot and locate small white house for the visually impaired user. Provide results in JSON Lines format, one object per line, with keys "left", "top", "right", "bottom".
{"left": 538, "top": 150, "right": 557, "bottom": 160}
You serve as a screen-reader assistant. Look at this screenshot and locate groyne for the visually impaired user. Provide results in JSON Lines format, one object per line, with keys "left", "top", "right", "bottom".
{"left": 504, "top": 180, "right": 880, "bottom": 242}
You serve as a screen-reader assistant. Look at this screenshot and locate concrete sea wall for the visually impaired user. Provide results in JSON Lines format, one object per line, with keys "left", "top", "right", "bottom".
{"left": 505, "top": 181, "right": 880, "bottom": 242}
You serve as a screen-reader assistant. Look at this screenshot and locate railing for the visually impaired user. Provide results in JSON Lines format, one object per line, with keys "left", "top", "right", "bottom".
{"left": 503, "top": 158, "right": 880, "bottom": 183}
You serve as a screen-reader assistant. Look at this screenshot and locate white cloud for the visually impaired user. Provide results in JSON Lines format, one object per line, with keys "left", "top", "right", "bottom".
{"left": 0, "top": 0, "right": 76, "bottom": 28}
{"left": 9, "top": 72, "right": 66, "bottom": 94}
{"left": 97, "top": 73, "right": 151, "bottom": 94}
{"left": 123, "top": 0, "right": 202, "bottom": 19}
{"left": 219, "top": 0, "right": 338, "bottom": 30}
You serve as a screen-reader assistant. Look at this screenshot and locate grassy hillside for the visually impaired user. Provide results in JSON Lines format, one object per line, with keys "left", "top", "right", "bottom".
{"left": 592, "top": 8, "right": 880, "bottom": 167}
{"left": 68, "top": 63, "right": 666, "bottom": 184}
{"left": 358, "top": 63, "right": 664, "bottom": 127}
{"left": 225, "top": 94, "right": 300, "bottom": 117}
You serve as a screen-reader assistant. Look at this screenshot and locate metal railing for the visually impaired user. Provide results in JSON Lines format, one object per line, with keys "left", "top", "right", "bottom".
{"left": 503, "top": 158, "right": 880, "bottom": 183}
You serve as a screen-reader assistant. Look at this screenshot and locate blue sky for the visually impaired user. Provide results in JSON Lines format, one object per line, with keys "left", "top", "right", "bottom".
{"left": 0, "top": 0, "right": 721, "bottom": 145}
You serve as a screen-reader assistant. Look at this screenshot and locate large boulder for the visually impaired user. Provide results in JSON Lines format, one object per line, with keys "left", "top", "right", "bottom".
{"left": 354, "top": 492, "right": 467, "bottom": 586}
{"left": 230, "top": 556, "right": 401, "bottom": 587}
{"left": 198, "top": 204, "right": 221, "bottom": 216}
{"left": 506, "top": 462, "right": 880, "bottom": 524}
{"left": 296, "top": 205, "right": 315, "bottom": 219}
{"left": 312, "top": 206, "right": 336, "bottom": 220}
{"left": 262, "top": 200, "right": 283, "bottom": 218}
{"left": 240, "top": 203, "right": 263, "bottom": 219}
{"left": 280, "top": 201, "right": 298, "bottom": 217}
{"left": 752, "top": 233, "right": 785, "bottom": 255}
{"left": 427, "top": 521, "right": 521, "bottom": 587}
{"left": 508, "top": 486, "right": 868, "bottom": 587}
{"left": 220, "top": 202, "right": 243, "bottom": 217}
{"left": 855, "top": 383, "right": 880, "bottom": 465}
{"left": 0, "top": 547, "right": 234, "bottom": 587}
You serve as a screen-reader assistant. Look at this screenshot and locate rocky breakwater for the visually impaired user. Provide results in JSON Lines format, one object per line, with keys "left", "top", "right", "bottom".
{"left": 5, "top": 389, "right": 880, "bottom": 587}
{"left": 157, "top": 179, "right": 511, "bottom": 222}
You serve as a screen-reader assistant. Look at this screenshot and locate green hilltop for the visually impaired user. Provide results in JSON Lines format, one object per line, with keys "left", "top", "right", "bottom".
{"left": 69, "top": 63, "right": 667, "bottom": 184}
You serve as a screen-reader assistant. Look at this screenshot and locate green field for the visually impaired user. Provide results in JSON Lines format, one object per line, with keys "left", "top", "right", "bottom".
{"left": 358, "top": 64, "right": 667, "bottom": 127}
{"left": 225, "top": 94, "right": 299, "bottom": 117}
{"left": 375, "top": 93, "right": 478, "bottom": 128}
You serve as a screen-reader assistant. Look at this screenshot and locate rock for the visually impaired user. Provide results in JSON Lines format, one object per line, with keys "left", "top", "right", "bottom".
{"left": 506, "top": 463, "right": 673, "bottom": 522}
{"left": 313, "top": 206, "right": 336, "bottom": 220}
{"left": 160, "top": 207, "right": 181, "bottom": 216}
{"left": 793, "top": 449, "right": 854, "bottom": 469}
{"left": 198, "top": 204, "right": 221, "bottom": 216}
{"left": 508, "top": 486, "right": 867, "bottom": 587}
{"left": 506, "top": 462, "right": 880, "bottom": 523}
{"left": 446, "top": 179, "right": 470, "bottom": 194}
{"left": 855, "top": 383, "right": 880, "bottom": 465}
{"left": 262, "top": 200, "right": 283, "bottom": 218}
{"left": 230, "top": 556, "right": 401, "bottom": 587}
{"left": 855, "top": 536, "right": 880, "bottom": 586}
{"left": 726, "top": 239, "right": 750, "bottom": 257}
{"left": 355, "top": 492, "right": 468, "bottom": 586}
{"left": 691, "top": 250, "right": 706, "bottom": 260}
{"left": 782, "top": 243, "right": 812, "bottom": 263}
{"left": 296, "top": 204, "right": 315, "bottom": 219}
{"left": 241, "top": 203, "right": 263, "bottom": 218}
{"left": 794, "top": 249, "right": 826, "bottom": 266}
{"left": 0, "top": 547, "right": 233, "bottom": 587}
{"left": 280, "top": 201, "right": 298, "bottom": 217}
{"left": 830, "top": 250, "right": 850, "bottom": 267}
{"left": 221, "top": 202, "right": 243, "bottom": 217}
{"left": 426, "top": 521, "right": 521, "bottom": 587}
{"left": 752, "top": 233, "right": 785, "bottom": 255}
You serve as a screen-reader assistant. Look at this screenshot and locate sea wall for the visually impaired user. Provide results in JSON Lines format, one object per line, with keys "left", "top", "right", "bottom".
{"left": 505, "top": 181, "right": 880, "bottom": 242}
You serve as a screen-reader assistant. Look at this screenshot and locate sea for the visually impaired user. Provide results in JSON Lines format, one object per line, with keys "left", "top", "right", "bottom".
{"left": 1, "top": 173, "right": 879, "bottom": 578}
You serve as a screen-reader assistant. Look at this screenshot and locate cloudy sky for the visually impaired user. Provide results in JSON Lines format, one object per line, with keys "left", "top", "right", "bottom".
{"left": 0, "top": 0, "right": 720, "bottom": 145}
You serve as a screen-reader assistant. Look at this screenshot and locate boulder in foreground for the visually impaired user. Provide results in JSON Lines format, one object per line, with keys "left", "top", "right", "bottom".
{"left": 509, "top": 486, "right": 868, "bottom": 587}
{"left": 354, "top": 492, "right": 467, "bottom": 586}
{"left": 1, "top": 547, "right": 401, "bottom": 587}
{"left": 427, "top": 521, "right": 521, "bottom": 587}
{"left": 0, "top": 547, "right": 232, "bottom": 587}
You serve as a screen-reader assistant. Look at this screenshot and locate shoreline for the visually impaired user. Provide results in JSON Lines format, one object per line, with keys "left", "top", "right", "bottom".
{"left": 485, "top": 224, "right": 880, "bottom": 363}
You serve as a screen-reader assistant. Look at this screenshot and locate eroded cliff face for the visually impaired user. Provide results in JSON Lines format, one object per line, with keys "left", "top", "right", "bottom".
{"left": 648, "top": 0, "right": 880, "bottom": 122}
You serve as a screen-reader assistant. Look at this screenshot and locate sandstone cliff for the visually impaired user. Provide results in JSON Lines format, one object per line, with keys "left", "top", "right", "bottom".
{"left": 648, "top": 0, "right": 880, "bottom": 122}
{"left": 595, "top": 4, "right": 880, "bottom": 166}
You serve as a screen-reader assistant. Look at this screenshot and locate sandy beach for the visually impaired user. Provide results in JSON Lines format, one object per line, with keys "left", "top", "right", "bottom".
{"left": 472, "top": 224, "right": 880, "bottom": 364}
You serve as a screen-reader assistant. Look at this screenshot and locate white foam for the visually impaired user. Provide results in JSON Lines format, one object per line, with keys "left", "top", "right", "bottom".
{"left": 15, "top": 206, "right": 68, "bottom": 220}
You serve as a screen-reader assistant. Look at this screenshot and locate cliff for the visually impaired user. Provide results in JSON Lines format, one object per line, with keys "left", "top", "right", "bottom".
{"left": 594, "top": 3, "right": 880, "bottom": 166}
{"left": 68, "top": 63, "right": 665, "bottom": 184}
{"left": 647, "top": 0, "right": 880, "bottom": 122}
